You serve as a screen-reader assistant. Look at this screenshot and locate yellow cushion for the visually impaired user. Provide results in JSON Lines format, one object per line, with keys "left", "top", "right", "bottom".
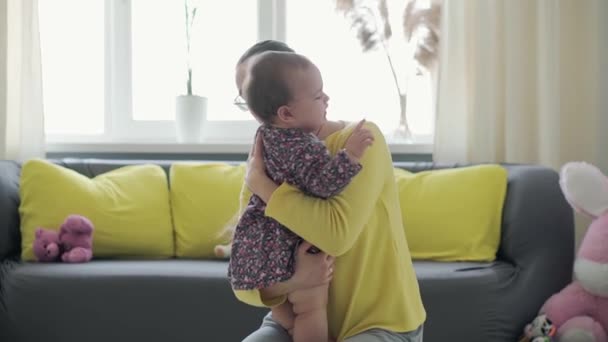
{"left": 394, "top": 165, "right": 508, "bottom": 262}
{"left": 19, "top": 159, "right": 174, "bottom": 260}
{"left": 170, "top": 163, "right": 246, "bottom": 258}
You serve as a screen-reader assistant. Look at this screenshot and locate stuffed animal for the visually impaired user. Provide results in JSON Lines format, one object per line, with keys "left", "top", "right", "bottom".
{"left": 524, "top": 162, "right": 608, "bottom": 342}
{"left": 59, "top": 214, "right": 94, "bottom": 263}
{"left": 519, "top": 315, "right": 556, "bottom": 342}
{"left": 32, "top": 228, "right": 62, "bottom": 262}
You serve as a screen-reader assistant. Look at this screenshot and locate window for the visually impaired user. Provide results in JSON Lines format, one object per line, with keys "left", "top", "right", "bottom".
{"left": 40, "top": 0, "right": 259, "bottom": 144}
{"left": 40, "top": 0, "right": 435, "bottom": 147}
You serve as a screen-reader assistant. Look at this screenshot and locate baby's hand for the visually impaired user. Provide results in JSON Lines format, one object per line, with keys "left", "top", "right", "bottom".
{"left": 344, "top": 119, "right": 374, "bottom": 163}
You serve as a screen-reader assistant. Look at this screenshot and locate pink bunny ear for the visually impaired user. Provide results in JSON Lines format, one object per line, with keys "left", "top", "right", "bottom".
{"left": 560, "top": 162, "right": 608, "bottom": 218}
{"left": 35, "top": 228, "right": 43, "bottom": 238}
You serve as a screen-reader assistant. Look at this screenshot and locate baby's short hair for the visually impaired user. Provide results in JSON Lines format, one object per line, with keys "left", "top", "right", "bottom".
{"left": 237, "top": 40, "right": 295, "bottom": 66}
{"left": 244, "top": 51, "right": 313, "bottom": 124}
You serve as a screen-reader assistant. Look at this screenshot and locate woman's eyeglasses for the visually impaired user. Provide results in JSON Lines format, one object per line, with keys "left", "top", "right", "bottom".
{"left": 233, "top": 95, "right": 249, "bottom": 112}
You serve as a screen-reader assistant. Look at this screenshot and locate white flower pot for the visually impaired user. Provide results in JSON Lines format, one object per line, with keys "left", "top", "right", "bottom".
{"left": 175, "top": 95, "right": 207, "bottom": 143}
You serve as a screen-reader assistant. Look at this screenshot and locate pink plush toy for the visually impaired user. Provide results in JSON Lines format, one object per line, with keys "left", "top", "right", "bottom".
{"left": 58, "top": 214, "right": 94, "bottom": 263}
{"left": 32, "top": 228, "right": 62, "bottom": 262}
{"left": 527, "top": 162, "right": 608, "bottom": 342}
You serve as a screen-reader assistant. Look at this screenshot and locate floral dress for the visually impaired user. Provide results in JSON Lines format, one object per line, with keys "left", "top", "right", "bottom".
{"left": 228, "top": 125, "right": 362, "bottom": 290}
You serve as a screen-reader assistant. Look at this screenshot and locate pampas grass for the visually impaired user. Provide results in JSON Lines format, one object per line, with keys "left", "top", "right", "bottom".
{"left": 403, "top": 0, "right": 441, "bottom": 71}
{"left": 336, "top": 0, "right": 441, "bottom": 72}
{"left": 184, "top": 0, "right": 198, "bottom": 95}
{"left": 335, "top": 0, "right": 442, "bottom": 139}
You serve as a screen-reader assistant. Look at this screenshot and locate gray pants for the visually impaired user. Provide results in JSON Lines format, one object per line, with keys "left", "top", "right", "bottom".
{"left": 242, "top": 313, "right": 424, "bottom": 342}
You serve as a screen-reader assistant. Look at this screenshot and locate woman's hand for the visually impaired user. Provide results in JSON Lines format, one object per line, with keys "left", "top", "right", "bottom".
{"left": 289, "top": 242, "right": 335, "bottom": 291}
{"left": 259, "top": 243, "right": 335, "bottom": 302}
{"left": 245, "top": 134, "right": 279, "bottom": 203}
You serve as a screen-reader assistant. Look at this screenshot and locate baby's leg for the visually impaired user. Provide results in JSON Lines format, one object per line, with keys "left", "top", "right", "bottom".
{"left": 289, "top": 283, "right": 330, "bottom": 342}
{"left": 271, "top": 301, "right": 295, "bottom": 336}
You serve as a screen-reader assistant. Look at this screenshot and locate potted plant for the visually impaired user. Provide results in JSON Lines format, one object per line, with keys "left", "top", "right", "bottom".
{"left": 175, "top": 0, "right": 207, "bottom": 143}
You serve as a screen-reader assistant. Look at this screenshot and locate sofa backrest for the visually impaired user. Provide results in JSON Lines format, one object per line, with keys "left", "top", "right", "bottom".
{"left": 0, "top": 159, "right": 574, "bottom": 269}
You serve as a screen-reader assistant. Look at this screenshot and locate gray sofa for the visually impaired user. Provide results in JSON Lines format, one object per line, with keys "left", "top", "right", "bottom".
{"left": 0, "top": 159, "right": 574, "bottom": 342}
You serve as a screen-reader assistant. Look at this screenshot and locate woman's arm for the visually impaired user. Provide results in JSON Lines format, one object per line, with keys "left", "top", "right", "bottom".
{"left": 247, "top": 122, "right": 390, "bottom": 256}
{"left": 245, "top": 168, "right": 277, "bottom": 204}
{"left": 243, "top": 134, "right": 277, "bottom": 203}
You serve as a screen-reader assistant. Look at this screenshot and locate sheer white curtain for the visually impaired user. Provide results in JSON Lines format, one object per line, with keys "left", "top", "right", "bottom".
{"left": 0, "top": 0, "right": 45, "bottom": 161}
{"left": 435, "top": 0, "right": 607, "bottom": 170}
{"left": 434, "top": 0, "right": 608, "bottom": 246}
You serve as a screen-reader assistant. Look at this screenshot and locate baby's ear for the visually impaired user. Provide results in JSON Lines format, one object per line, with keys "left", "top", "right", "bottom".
{"left": 276, "top": 105, "right": 294, "bottom": 123}
{"left": 560, "top": 162, "right": 608, "bottom": 218}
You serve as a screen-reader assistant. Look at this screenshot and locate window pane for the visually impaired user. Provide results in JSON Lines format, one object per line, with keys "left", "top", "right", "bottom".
{"left": 131, "top": 0, "right": 183, "bottom": 121}
{"left": 39, "top": 0, "right": 104, "bottom": 135}
{"left": 285, "top": 0, "right": 434, "bottom": 139}
{"left": 131, "top": 0, "right": 257, "bottom": 121}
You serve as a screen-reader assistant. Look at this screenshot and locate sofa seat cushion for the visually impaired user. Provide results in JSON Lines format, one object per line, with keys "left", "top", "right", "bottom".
{"left": 0, "top": 260, "right": 267, "bottom": 342}
{"left": 0, "top": 260, "right": 527, "bottom": 342}
{"left": 414, "top": 260, "right": 519, "bottom": 341}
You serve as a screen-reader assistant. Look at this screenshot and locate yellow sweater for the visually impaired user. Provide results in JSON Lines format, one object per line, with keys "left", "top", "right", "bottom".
{"left": 234, "top": 122, "right": 426, "bottom": 340}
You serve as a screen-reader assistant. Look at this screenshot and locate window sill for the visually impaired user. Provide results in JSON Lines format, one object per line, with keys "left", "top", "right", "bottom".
{"left": 46, "top": 141, "right": 433, "bottom": 155}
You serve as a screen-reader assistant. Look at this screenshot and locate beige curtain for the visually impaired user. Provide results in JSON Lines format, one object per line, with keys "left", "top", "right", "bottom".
{"left": 0, "top": 0, "right": 45, "bottom": 161}
{"left": 434, "top": 0, "right": 608, "bottom": 246}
